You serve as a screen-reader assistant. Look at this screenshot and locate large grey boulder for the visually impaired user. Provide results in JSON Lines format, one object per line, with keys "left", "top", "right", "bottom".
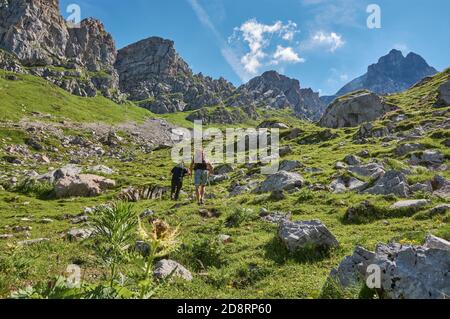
{"left": 330, "top": 239, "right": 450, "bottom": 299}
{"left": 434, "top": 77, "right": 450, "bottom": 108}
{"left": 330, "top": 176, "right": 367, "bottom": 194}
{"left": 54, "top": 174, "right": 115, "bottom": 198}
{"left": 348, "top": 163, "right": 385, "bottom": 179}
{"left": 154, "top": 259, "right": 193, "bottom": 281}
{"left": 278, "top": 220, "right": 339, "bottom": 253}
{"left": 254, "top": 171, "right": 304, "bottom": 193}
{"left": 395, "top": 143, "right": 425, "bottom": 156}
{"left": 390, "top": 199, "right": 429, "bottom": 210}
{"left": 410, "top": 150, "right": 444, "bottom": 167}
{"left": 319, "top": 91, "right": 397, "bottom": 128}
{"left": 363, "top": 170, "right": 410, "bottom": 197}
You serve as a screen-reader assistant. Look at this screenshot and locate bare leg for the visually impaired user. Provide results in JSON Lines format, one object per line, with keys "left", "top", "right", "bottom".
{"left": 200, "top": 186, "right": 206, "bottom": 203}
{"left": 195, "top": 186, "right": 200, "bottom": 204}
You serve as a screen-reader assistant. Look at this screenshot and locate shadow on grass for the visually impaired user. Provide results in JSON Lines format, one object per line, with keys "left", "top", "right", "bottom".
{"left": 264, "top": 236, "right": 334, "bottom": 265}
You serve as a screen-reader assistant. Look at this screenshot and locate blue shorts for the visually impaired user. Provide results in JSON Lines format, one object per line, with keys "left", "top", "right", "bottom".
{"left": 194, "top": 169, "right": 209, "bottom": 186}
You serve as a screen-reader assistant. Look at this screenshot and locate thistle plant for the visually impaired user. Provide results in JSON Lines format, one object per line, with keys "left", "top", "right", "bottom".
{"left": 135, "top": 218, "right": 180, "bottom": 299}
{"left": 91, "top": 201, "right": 137, "bottom": 288}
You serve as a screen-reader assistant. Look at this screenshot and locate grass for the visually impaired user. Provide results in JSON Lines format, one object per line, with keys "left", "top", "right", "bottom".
{"left": 0, "top": 67, "right": 448, "bottom": 299}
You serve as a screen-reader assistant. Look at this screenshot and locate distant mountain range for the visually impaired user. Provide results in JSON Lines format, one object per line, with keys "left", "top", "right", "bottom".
{"left": 321, "top": 49, "right": 438, "bottom": 105}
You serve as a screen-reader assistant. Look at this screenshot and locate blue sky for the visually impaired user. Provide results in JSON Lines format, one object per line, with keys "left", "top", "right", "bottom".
{"left": 60, "top": 0, "right": 450, "bottom": 95}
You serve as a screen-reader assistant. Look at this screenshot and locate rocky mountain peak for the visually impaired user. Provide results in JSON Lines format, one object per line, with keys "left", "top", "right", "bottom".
{"left": 115, "top": 36, "right": 235, "bottom": 113}
{"left": 228, "top": 70, "right": 325, "bottom": 121}
{"left": 334, "top": 49, "right": 437, "bottom": 98}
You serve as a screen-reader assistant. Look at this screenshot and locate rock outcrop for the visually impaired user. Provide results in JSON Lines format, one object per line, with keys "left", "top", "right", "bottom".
{"left": 228, "top": 71, "right": 326, "bottom": 121}
{"left": 115, "top": 37, "right": 235, "bottom": 113}
{"left": 254, "top": 171, "right": 304, "bottom": 193}
{"left": 0, "top": 0, "right": 122, "bottom": 100}
{"left": 329, "top": 237, "right": 450, "bottom": 299}
{"left": 319, "top": 91, "right": 397, "bottom": 128}
{"left": 279, "top": 220, "right": 339, "bottom": 253}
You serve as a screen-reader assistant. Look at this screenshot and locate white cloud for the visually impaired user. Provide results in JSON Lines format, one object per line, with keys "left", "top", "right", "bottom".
{"left": 339, "top": 73, "right": 349, "bottom": 81}
{"left": 273, "top": 45, "right": 305, "bottom": 64}
{"left": 186, "top": 0, "right": 250, "bottom": 82}
{"left": 301, "top": 31, "right": 345, "bottom": 52}
{"left": 230, "top": 19, "right": 302, "bottom": 75}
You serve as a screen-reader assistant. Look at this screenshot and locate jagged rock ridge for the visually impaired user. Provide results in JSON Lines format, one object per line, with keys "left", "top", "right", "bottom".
{"left": 228, "top": 71, "right": 326, "bottom": 121}
{"left": 0, "top": 0, "right": 122, "bottom": 100}
{"left": 115, "top": 37, "right": 235, "bottom": 113}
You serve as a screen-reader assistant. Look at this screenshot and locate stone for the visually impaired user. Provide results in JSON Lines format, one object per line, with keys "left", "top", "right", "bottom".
{"left": 424, "top": 235, "right": 450, "bottom": 251}
{"left": 279, "top": 145, "right": 293, "bottom": 157}
{"left": 218, "top": 234, "right": 232, "bottom": 244}
{"left": 71, "top": 215, "right": 89, "bottom": 224}
{"left": 395, "top": 143, "right": 425, "bottom": 156}
{"left": 88, "top": 165, "right": 114, "bottom": 175}
{"left": 344, "top": 155, "right": 362, "bottom": 166}
{"left": 434, "top": 77, "right": 450, "bottom": 108}
{"left": 269, "top": 190, "right": 286, "bottom": 201}
{"left": 425, "top": 204, "right": 450, "bottom": 217}
{"left": 54, "top": 174, "right": 115, "bottom": 198}
{"left": 154, "top": 259, "right": 193, "bottom": 281}
{"left": 261, "top": 211, "right": 292, "bottom": 224}
{"left": 390, "top": 199, "right": 429, "bottom": 210}
{"left": 348, "top": 163, "right": 385, "bottom": 179}
{"left": 410, "top": 181, "right": 433, "bottom": 193}
{"left": 0, "top": 234, "right": 14, "bottom": 239}
{"left": 66, "top": 228, "right": 94, "bottom": 241}
{"left": 199, "top": 208, "right": 221, "bottom": 219}
{"left": 334, "top": 162, "right": 347, "bottom": 170}
{"left": 257, "top": 121, "right": 289, "bottom": 130}
{"left": 330, "top": 239, "right": 450, "bottom": 299}
{"left": 213, "top": 164, "right": 234, "bottom": 175}
{"left": 254, "top": 171, "right": 304, "bottom": 193}
{"left": 278, "top": 160, "right": 302, "bottom": 172}
{"left": 140, "top": 209, "right": 155, "bottom": 218}
{"left": 319, "top": 91, "right": 397, "bottom": 128}
{"left": 330, "top": 176, "right": 368, "bottom": 194}
{"left": 410, "top": 150, "right": 444, "bottom": 167}
{"left": 40, "top": 218, "right": 54, "bottom": 224}
{"left": 363, "top": 170, "right": 410, "bottom": 197}
{"left": 18, "top": 238, "right": 50, "bottom": 246}
{"left": 278, "top": 220, "right": 339, "bottom": 253}
{"left": 209, "top": 174, "right": 229, "bottom": 185}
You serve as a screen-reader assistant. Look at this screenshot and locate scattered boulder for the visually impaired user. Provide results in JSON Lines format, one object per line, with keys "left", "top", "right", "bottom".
{"left": 425, "top": 204, "right": 450, "bottom": 218}
{"left": 54, "top": 174, "right": 116, "bottom": 198}
{"left": 390, "top": 199, "right": 429, "bottom": 210}
{"left": 329, "top": 238, "right": 450, "bottom": 299}
{"left": 434, "top": 77, "right": 450, "bottom": 108}
{"left": 348, "top": 163, "right": 385, "bottom": 179}
{"left": 18, "top": 238, "right": 50, "bottom": 246}
{"left": 260, "top": 209, "right": 292, "bottom": 224}
{"left": 319, "top": 91, "right": 397, "bottom": 128}
{"left": 410, "top": 181, "right": 433, "bottom": 193}
{"left": 410, "top": 150, "right": 444, "bottom": 167}
{"left": 0, "top": 234, "right": 14, "bottom": 239}
{"left": 344, "top": 155, "right": 362, "bottom": 166}
{"left": 214, "top": 164, "right": 234, "bottom": 175}
{"left": 278, "top": 160, "right": 302, "bottom": 172}
{"left": 279, "top": 145, "right": 293, "bottom": 157}
{"left": 254, "top": 171, "right": 304, "bottom": 193}
{"left": 395, "top": 143, "right": 425, "bottom": 156}
{"left": 154, "top": 259, "right": 193, "bottom": 281}
{"left": 66, "top": 228, "right": 94, "bottom": 241}
{"left": 330, "top": 176, "right": 368, "bottom": 194}
{"left": 218, "top": 234, "right": 232, "bottom": 244}
{"left": 257, "top": 121, "right": 289, "bottom": 130}
{"left": 199, "top": 208, "right": 221, "bottom": 218}
{"left": 118, "top": 185, "right": 169, "bottom": 201}
{"left": 363, "top": 170, "right": 410, "bottom": 197}
{"left": 209, "top": 174, "right": 229, "bottom": 185}
{"left": 278, "top": 220, "right": 339, "bottom": 253}
{"left": 424, "top": 235, "right": 450, "bottom": 251}
{"left": 87, "top": 165, "right": 114, "bottom": 175}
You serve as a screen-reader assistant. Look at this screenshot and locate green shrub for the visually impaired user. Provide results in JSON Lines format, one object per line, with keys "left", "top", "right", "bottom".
{"left": 14, "top": 178, "right": 54, "bottom": 198}
{"left": 190, "top": 237, "right": 226, "bottom": 269}
{"left": 224, "top": 206, "right": 256, "bottom": 228}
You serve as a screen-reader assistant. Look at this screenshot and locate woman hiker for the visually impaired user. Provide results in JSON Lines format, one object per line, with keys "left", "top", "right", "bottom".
{"left": 190, "top": 149, "right": 213, "bottom": 205}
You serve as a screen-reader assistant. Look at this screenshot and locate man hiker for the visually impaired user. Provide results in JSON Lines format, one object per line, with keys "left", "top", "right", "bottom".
{"left": 190, "top": 149, "right": 213, "bottom": 205}
{"left": 170, "top": 162, "right": 189, "bottom": 201}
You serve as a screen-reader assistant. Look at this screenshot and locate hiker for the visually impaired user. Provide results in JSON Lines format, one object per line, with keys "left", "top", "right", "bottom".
{"left": 190, "top": 149, "right": 213, "bottom": 205}
{"left": 170, "top": 162, "right": 189, "bottom": 201}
